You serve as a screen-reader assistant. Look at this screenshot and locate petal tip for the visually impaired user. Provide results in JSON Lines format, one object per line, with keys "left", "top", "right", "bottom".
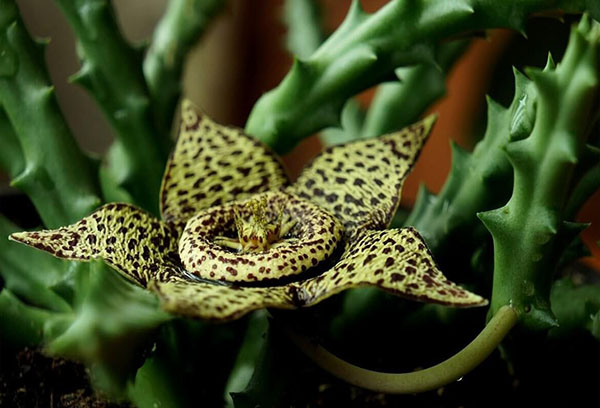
{"left": 465, "top": 295, "right": 489, "bottom": 308}
{"left": 181, "top": 98, "right": 197, "bottom": 111}
{"left": 448, "top": 288, "right": 489, "bottom": 308}
{"left": 9, "top": 231, "right": 30, "bottom": 244}
{"left": 424, "top": 112, "right": 439, "bottom": 125}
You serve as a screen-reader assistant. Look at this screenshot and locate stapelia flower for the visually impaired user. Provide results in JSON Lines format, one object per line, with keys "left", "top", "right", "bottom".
{"left": 10, "top": 100, "right": 486, "bottom": 321}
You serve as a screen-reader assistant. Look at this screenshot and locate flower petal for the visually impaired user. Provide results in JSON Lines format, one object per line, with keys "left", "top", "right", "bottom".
{"left": 291, "top": 116, "right": 435, "bottom": 240}
{"left": 10, "top": 203, "right": 181, "bottom": 286}
{"left": 161, "top": 100, "right": 290, "bottom": 224}
{"left": 294, "top": 227, "right": 487, "bottom": 307}
{"left": 150, "top": 228, "right": 484, "bottom": 321}
{"left": 149, "top": 280, "right": 294, "bottom": 322}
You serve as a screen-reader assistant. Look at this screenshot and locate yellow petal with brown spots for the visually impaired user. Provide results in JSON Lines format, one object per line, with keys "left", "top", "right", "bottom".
{"left": 9, "top": 203, "right": 181, "bottom": 286}
{"left": 290, "top": 115, "right": 436, "bottom": 240}
{"left": 150, "top": 227, "right": 485, "bottom": 321}
{"left": 149, "top": 280, "right": 295, "bottom": 322}
{"left": 295, "top": 227, "right": 487, "bottom": 308}
{"left": 160, "top": 100, "right": 290, "bottom": 225}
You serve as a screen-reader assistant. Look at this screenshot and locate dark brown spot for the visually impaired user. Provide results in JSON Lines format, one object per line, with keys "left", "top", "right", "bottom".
{"left": 390, "top": 273, "right": 404, "bottom": 282}
{"left": 128, "top": 239, "right": 137, "bottom": 250}
{"left": 237, "top": 167, "right": 251, "bottom": 177}
{"left": 325, "top": 193, "right": 338, "bottom": 203}
{"left": 363, "top": 254, "right": 376, "bottom": 266}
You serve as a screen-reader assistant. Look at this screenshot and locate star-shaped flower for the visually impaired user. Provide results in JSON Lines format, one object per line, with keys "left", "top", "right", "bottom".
{"left": 10, "top": 101, "right": 486, "bottom": 321}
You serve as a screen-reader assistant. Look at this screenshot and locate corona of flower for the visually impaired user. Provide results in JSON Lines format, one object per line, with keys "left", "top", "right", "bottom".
{"left": 10, "top": 101, "right": 487, "bottom": 321}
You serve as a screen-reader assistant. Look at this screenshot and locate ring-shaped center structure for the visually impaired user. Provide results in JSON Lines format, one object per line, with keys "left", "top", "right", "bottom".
{"left": 179, "top": 191, "right": 344, "bottom": 283}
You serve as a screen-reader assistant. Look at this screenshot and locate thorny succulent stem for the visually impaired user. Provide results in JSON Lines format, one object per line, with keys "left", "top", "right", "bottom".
{"left": 55, "top": 0, "right": 168, "bottom": 214}
{"left": 247, "top": 0, "right": 599, "bottom": 153}
{"left": 285, "top": 305, "right": 517, "bottom": 394}
{"left": 479, "top": 17, "right": 599, "bottom": 330}
{"left": 143, "top": 0, "right": 224, "bottom": 136}
{"left": 282, "top": 1, "right": 468, "bottom": 147}
{"left": 0, "top": 0, "right": 102, "bottom": 228}
{"left": 402, "top": 68, "right": 536, "bottom": 254}
{"left": 0, "top": 106, "right": 24, "bottom": 178}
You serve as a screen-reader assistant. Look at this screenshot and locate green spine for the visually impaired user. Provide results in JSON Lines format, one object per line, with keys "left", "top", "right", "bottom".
{"left": 283, "top": 0, "right": 324, "bottom": 60}
{"left": 143, "top": 0, "right": 224, "bottom": 136}
{"left": 478, "top": 17, "right": 599, "bottom": 330}
{"left": 246, "top": 0, "right": 599, "bottom": 153}
{"left": 55, "top": 0, "right": 168, "bottom": 214}
{"left": 0, "top": 0, "right": 101, "bottom": 228}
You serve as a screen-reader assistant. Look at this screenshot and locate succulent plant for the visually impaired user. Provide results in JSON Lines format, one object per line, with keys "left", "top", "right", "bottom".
{"left": 10, "top": 101, "right": 486, "bottom": 322}
{"left": 0, "top": 0, "right": 599, "bottom": 406}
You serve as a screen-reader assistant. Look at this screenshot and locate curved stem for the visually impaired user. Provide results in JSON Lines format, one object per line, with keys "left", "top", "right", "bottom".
{"left": 284, "top": 305, "right": 517, "bottom": 394}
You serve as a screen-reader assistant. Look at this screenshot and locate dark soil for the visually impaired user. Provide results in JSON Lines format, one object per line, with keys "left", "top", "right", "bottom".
{"left": 0, "top": 348, "right": 131, "bottom": 408}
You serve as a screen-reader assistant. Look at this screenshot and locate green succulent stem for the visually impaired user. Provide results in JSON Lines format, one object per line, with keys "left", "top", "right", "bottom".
{"left": 550, "top": 277, "right": 600, "bottom": 339}
{"left": 404, "top": 66, "right": 537, "bottom": 254}
{"left": 285, "top": 305, "right": 517, "bottom": 394}
{"left": 479, "top": 17, "right": 599, "bottom": 330}
{"left": 360, "top": 41, "right": 468, "bottom": 139}
{"left": 0, "top": 214, "right": 72, "bottom": 313}
{"left": 0, "top": 289, "right": 72, "bottom": 347}
{"left": 564, "top": 146, "right": 600, "bottom": 220}
{"left": 283, "top": 0, "right": 324, "bottom": 60}
{"left": 143, "top": 0, "right": 224, "bottom": 136}
{"left": 320, "top": 41, "right": 467, "bottom": 146}
{"left": 246, "top": 0, "right": 599, "bottom": 153}
{"left": 282, "top": 1, "right": 468, "bottom": 147}
{"left": 0, "top": 0, "right": 102, "bottom": 228}
{"left": 0, "top": 105, "right": 24, "bottom": 177}
{"left": 55, "top": 0, "right": 168, "bottom": 214}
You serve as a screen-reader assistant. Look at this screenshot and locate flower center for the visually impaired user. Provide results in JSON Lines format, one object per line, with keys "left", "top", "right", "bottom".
{"left": 178, "top": 191, "right": 344, "bottom": 283}
{"left": 212, "top": 196, "right": 296, "bottom": 253}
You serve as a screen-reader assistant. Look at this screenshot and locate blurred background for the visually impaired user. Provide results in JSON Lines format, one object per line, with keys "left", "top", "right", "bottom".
{"left": 3, "top": 0, "right": 599, "bottom": 262}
